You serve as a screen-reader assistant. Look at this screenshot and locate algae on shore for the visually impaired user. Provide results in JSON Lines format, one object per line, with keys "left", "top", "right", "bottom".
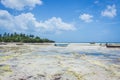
{"left": 0, "top": 44, "right": 120, "bottom": 80}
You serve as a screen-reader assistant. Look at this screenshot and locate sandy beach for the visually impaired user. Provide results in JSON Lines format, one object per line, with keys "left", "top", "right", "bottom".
{"left": 0, "top": 43, "right": 120, "bottom": 80}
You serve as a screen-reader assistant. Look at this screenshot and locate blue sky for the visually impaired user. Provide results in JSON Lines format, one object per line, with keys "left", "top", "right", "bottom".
{"left": 0, "top": 0, "right": 120, "bottom": 42}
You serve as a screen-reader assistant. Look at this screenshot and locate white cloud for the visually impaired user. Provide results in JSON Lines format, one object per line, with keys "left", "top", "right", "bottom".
{"left": 0, "top": 10, "right": 75, "bottom": 33}
{"left": 0, "top": 0, "right": 42, "bottom": 10}
{"left": 101, "top": 4, "right": 116, "bottom": 18}
{"left": 0, "top": 10, "right": 15, "bottom": 30}
{"left": 36, "top": 17, "right": 76, "bottom": 32}
{"left": 79, "top": 13, "right": 93, "bottom": 22}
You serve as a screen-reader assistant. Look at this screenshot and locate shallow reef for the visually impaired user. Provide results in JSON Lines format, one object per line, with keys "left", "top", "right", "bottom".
{"left": 0, "top": 44, "right": 120, "bottom": 80}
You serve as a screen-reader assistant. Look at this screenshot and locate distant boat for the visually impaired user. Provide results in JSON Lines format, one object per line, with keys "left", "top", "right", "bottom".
{"left": 106, "top": 43, "right": 120, "bottom": 48}
{"left": 0, "top": 42, "right": 7, "bottom": 45}
{"left": 54, "top": 43, "right": 69, "bottom": 47}
{"left": 16, "top": 43, "right": 24, "bottom": 45}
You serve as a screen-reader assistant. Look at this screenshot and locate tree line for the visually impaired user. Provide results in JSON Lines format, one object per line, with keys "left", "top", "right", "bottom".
{"left": 0, "top": 32, "right": 54, "bottom": 43}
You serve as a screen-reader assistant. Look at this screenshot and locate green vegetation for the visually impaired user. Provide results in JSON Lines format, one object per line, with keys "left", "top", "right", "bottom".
{"left": 0, "top": 32, "right": 54, "bottom": 43}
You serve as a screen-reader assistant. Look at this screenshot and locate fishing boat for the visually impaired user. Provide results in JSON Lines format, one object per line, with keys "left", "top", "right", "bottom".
{"left": 106, "top": 43, "right": 120, "bottom": 48}
{"left": 54, "top": 43, "right": 69, "bottom": 47}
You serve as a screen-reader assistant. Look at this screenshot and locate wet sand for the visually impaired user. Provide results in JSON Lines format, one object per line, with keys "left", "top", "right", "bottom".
{"left": 0, "top": 43, "right": 120, "bottom": 80}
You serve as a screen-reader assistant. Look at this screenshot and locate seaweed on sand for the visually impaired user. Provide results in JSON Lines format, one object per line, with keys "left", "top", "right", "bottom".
{"left": 0, "top": 64, "right": 12, "bottom": 75}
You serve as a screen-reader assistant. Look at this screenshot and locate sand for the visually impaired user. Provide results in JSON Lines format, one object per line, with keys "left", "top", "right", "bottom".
{"left": 0, "top": 43, "right": 120, "bottom": 80}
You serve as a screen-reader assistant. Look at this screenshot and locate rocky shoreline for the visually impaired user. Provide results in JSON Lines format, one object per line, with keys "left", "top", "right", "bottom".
{"left": 0, "top": 44, "right": 120, "bottom": 80}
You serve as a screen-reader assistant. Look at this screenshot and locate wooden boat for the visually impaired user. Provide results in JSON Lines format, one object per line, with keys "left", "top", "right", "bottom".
{"left": 16, "top": 43, "right": 24, "bottom": 45}
{"left": 54, "top": 43, "right": 69, "bottom": 47}
{"left": 106, "top": 43, "right": 120, "bottom": 48}
{"left": 0, "top": 42, "right": 7, "bottom": 45}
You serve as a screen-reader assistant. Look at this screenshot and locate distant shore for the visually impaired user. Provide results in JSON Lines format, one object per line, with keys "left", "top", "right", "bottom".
{"left": 1, "top": 42, "right": 120, "bottom": 48}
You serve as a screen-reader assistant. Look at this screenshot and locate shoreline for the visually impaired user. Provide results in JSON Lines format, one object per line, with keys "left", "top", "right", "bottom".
{"left": 1, "top": 42, "right": 120, "bottom": 48}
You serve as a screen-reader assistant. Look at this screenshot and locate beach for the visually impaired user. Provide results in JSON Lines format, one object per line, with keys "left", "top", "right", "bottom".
{"left": 0, "top": 43, "right": 120, "bottom": 80}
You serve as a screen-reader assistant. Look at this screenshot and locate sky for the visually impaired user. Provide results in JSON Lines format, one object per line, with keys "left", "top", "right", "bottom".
{"left": 0, "top": 0, "right": 120, "bottom": 42}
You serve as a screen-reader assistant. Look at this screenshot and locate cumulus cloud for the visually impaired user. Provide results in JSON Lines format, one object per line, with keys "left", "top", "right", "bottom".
{"left": 79, "top": 13, "right": 93, "bottom": 22}
{"left": 0, "top": 0, "right": 42, "bottom": 10}
{"left": 0, "top": 10, "right": 15, "bottom": 30}
{"left": 36, "top": 17, "right": 76, "bottom": 32}
{"left": 0, "top": 10, "right": 75, "bottom": 33}
{"left": 101, "top": 4, "right": 116, "bottom": 18}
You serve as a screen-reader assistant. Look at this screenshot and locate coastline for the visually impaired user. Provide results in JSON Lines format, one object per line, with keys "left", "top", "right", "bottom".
{"left": 1, "top": 42, "right": 120, "bottom": 48}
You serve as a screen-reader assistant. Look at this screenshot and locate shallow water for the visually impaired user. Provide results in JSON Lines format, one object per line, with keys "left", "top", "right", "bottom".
{"left": 0, "top": 45, "right": 120, "bottom": 80}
